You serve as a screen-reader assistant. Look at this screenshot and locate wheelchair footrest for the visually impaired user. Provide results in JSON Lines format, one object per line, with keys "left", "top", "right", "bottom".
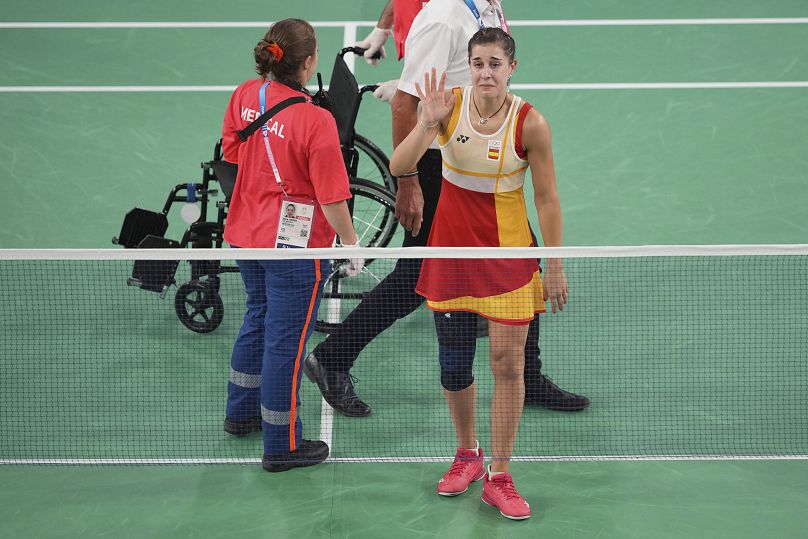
{"left": 128, "top": 260, "right": 181, "bottom": 293}
{"left": 127, "top": 235, "right": 181, "bottom": 293}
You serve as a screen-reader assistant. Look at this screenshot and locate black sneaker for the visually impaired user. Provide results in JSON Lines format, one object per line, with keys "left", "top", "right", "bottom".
{"left": 262, "top": 439, "right": 329, "bottom": 473}
{"left": 224, "top": 416, "right": 262, "bottom": 437}
{"left": 303, "top": 353, "right": 372, "bottom": 417}
{"left": 525, "top": 375, "right": 590, "bottom": 411}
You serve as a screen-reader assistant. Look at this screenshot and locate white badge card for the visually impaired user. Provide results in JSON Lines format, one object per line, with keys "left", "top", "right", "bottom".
{"left": 275, "top": 198, "right": 315, "bottom": 248}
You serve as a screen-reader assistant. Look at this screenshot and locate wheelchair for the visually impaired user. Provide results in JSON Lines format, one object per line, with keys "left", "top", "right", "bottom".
{"left": 113, "top": 47, "right": 398, "bottom": 335}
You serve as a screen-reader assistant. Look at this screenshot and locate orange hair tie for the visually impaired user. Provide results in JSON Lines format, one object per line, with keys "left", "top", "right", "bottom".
{"left": 265, "top": 43, "right": 284, "bottom": 61}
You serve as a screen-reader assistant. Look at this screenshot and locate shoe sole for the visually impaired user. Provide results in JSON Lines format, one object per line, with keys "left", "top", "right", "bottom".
{"left": 437, "top": 469, "right": 485, "bottom": 497}
{"left": 224, "top": 426, "right": 262, "bottom": 437}
{"left": 263, "top": 446, "right": 330, "bottom": 473}
{"left": 223, "top": 420, "right": 262, "bottom": 437}
{"left": 525, "top": 401, "right": 590, "bottom": 412}
{"left": 224, "top": 429, "right": 259, "bottom": 437}
{"left": 481, "top": 494, "right": 531, "bottom": 520}
{"left": 263, "top": 459, "right": 327, "bottom": 473}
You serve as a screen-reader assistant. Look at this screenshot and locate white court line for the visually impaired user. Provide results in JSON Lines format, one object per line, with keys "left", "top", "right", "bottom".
{"left": 514, "top": 81, "right": 808, "bottom": 90}
{"left": 2, "top": 81, "right": 808, "bottom": 93}
{"left": 2, "top": 18, "right": 808, "bottom": 29}
{"left": 2, "top": 455, "right": 807, "bottom": 465}
{"left": 320, "top": 398, "right": 334, "bottom": 451}
{"left": 0, "top": 85, "right": 237, "bottom": 92}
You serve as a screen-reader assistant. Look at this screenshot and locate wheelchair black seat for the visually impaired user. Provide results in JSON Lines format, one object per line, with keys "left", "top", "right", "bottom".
{"left": 208, "top": 160, "right": 237, "bottom": 200}
{"left": 329, "top": 48, "right": 365, "bottom": 148}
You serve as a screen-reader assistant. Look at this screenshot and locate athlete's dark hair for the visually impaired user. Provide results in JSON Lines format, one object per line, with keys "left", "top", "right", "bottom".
{"left": 467, "top": 27, "right": 516, "bottom": 62}
{"left": 254, "top": 18, "right": 316, "bottom": 81}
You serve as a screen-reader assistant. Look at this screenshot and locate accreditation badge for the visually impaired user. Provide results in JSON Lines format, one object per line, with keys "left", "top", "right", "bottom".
{"left": 275, "top": 197, "right": 316, "bottom": 248}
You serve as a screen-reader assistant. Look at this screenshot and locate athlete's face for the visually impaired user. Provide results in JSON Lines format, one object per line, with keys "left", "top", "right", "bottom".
{"left": 469, "top": 43, "right": 516, "bottom": 97}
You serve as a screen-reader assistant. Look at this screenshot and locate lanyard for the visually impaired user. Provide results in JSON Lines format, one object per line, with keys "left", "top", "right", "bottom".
{"left": 259, "top": 81, "right": 287, "bottom": 195}
{"left": 462, "top": 0, "right": 508, "bottom": 33}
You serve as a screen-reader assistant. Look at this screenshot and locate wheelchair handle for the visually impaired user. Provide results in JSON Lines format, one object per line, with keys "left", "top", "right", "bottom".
{"left": 340, "top": 46, "right": 383, "bottom": 61}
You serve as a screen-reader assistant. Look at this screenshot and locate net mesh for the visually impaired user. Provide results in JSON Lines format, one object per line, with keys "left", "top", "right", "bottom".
{"left": 1, "top": 246, "right": 806, "bottom": 463}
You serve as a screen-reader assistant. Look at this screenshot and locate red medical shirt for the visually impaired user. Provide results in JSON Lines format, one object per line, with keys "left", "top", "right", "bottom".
{"left": 222, "top": 79, "right": 351, "bottom": 248}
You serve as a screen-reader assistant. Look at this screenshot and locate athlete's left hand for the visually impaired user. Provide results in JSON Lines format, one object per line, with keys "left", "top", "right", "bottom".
{"left": 543, "top": 266, "right": 568, "bottom": 313}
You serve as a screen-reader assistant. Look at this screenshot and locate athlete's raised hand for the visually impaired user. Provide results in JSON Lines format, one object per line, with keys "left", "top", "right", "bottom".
{"left": 414, "top": 68, "right": 456, "bottom": 127}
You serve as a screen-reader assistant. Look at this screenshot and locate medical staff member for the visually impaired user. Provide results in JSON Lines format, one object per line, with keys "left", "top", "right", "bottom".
{"left": 221, "top": 18, "right": 361, "bottom": 473}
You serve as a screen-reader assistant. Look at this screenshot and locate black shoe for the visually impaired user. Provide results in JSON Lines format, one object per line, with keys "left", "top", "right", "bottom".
{"left": 303, "top": 353, "right": 372, "bottom": 417}
{"left": 262, "top": 439, "right": 329, "bottom": 473}
{"left": 525, "top": 375, "right": 590, "bottom": 411}
{"left": 224, "top": 416, "right": 262, "bottom": 437}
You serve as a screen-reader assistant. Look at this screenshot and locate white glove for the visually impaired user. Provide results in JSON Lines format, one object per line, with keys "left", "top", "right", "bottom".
{"left": 355, "top": 26, "right": 391, "bottom": 66}
{"left": 337, "top": 242, "right": 365, "bottom": 277}
{"left": 372, "top": 79, "right": 399, "bottom": 104}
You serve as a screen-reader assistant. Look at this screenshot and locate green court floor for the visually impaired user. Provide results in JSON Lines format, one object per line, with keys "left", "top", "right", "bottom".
{"left": 1, "top": 461, "right": 806, "bottom": 538}
{"left": 1, "top": 0, "right": 807, "bottom": 537}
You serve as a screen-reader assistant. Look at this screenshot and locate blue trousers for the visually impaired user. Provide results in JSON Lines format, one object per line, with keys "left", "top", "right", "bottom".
{"left": 226, "top": 258, "right": 328, "bottom": 455}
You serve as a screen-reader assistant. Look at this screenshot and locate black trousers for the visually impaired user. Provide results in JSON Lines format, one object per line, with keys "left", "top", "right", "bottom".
{"left": 315, "top": 149, "right": 544, "bottom": 384}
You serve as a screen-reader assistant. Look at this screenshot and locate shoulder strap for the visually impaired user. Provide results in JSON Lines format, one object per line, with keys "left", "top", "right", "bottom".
{"left": 236, "top": 96, "right": 307, "bottom": 142}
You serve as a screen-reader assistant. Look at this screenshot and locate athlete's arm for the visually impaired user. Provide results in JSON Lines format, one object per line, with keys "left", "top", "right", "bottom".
{"left": 390, "top": 69, "right": 454, "bottom": 177}
{"left": 523, "top": 108, "right": 568, "bottom": 313}
{"left": 391, "top": 89, "right": 424, "bottom": 235}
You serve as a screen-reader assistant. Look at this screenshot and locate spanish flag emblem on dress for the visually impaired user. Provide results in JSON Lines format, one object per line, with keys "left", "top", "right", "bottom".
{"left": 487, "top": 140, "right": 502, "bottom": 161}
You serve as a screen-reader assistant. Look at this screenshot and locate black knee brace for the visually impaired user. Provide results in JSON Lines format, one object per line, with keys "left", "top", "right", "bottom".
{"left": 434, "top": 311, "right": 477, "bottom": 391}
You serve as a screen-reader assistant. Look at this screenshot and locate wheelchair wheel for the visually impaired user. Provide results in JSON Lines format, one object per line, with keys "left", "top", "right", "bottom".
{"left": 174, "top": 280, "right": 224, "bottom": 334}
{"left": 354, "top": 134, "right": 397, "bottom": 193}
{"left": 349, "top": 177, "right": 397, "bottom": 250}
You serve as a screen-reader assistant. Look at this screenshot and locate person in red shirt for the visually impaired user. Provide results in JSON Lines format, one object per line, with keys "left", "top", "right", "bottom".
{"left": 221, "top": 18, "right": 361, "bottom": 473}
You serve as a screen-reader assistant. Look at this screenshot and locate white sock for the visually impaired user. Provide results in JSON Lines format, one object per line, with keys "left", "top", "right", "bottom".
{"left": 463, "top": 440, "right": 480, "bottom": 455}
{"left": 488, "top": 465, "right": 506, "bottom": 480}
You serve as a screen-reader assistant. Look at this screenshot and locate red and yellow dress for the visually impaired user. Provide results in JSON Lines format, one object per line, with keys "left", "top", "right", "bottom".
{"left": 415, "top": 86, "right": 545, "bottom": 325}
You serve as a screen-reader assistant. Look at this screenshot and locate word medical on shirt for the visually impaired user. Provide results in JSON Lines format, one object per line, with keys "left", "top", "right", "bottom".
{"left": 240, "top": 106, "right": 286, "bottom": 138}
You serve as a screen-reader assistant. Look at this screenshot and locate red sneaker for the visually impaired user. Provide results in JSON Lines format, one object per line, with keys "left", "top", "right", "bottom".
{"left": 481, "top": 471, "right": 532, "bottom": 520}
{"left": 437, "top": 447, "right": 485, "bottom": 496}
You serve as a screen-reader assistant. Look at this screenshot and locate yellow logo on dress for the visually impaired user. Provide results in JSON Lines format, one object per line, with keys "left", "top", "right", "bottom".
{"left": 487, "top": 140, "right": 502, "bottom": 161}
